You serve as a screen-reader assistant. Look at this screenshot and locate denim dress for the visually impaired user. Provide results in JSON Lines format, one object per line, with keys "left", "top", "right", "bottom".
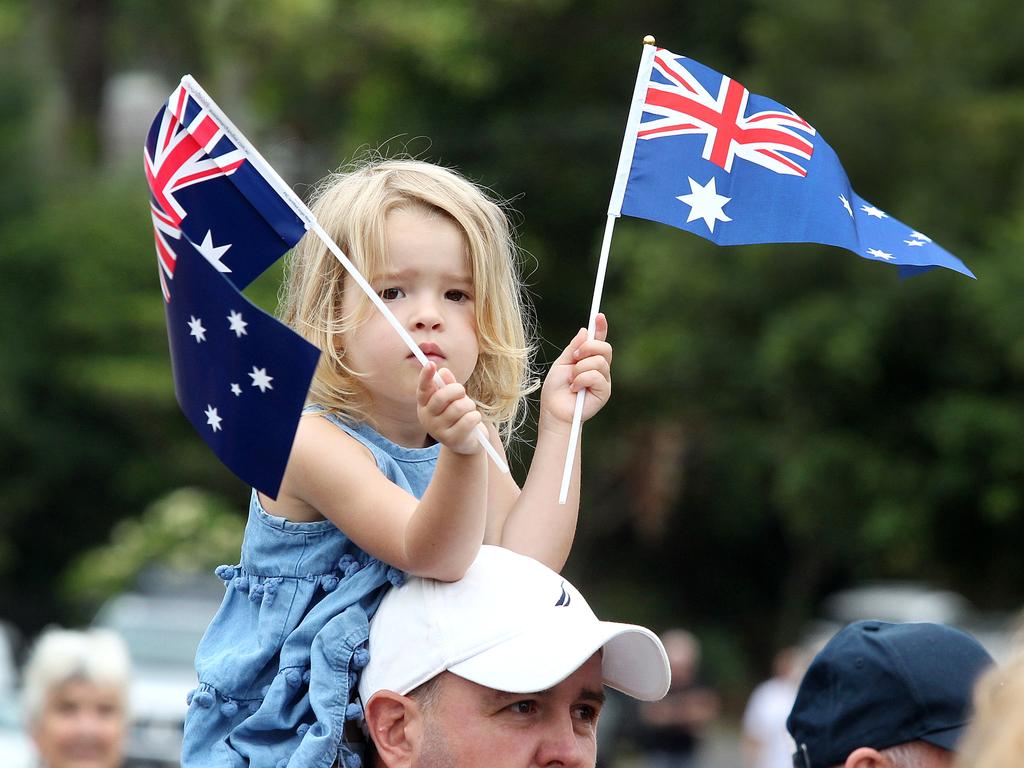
{"left": 182, "top": 410, "right": 440, "bottom": 768}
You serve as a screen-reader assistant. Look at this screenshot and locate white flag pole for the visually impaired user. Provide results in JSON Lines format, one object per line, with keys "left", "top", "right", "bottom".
{"left": 179, "top": 76, "right": 509, "bottom": 473}
{"left": 557, "top": 36, "right": 658, "bottom": 504}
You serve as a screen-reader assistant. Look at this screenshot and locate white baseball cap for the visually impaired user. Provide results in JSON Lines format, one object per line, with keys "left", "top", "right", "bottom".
{"left": 358, "top": 545, "right": 670, "bottom": 703}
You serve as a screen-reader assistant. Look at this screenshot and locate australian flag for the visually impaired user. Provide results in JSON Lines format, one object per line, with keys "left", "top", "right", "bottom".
{"left": 613, "top": 48, "right": 974, "bottom": 279}
{"left": 145, "top": 77, "right": 320, "bottom": 497}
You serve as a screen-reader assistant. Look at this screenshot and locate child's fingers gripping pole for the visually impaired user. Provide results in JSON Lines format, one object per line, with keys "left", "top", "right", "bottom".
{"left": 557, "top": 214, "right": 617, "bottom": 504}
{"left": 309, "top": 221, "right": 508, "bottom": 473}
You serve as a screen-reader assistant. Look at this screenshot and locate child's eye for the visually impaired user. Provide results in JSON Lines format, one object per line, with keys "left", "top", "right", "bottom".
{"left": 379, "top": 287, "right": 405, "bottom": 301}
{"left": 445, "top": 289, "right": 470, "bottom": 302}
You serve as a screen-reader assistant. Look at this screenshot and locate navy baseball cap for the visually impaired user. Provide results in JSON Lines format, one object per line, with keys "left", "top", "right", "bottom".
{"left": 787, "top": 620, "right": 993, "bottom": 768}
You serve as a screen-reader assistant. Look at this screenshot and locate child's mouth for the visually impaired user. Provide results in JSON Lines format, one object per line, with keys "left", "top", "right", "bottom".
{"left": 416, "top": 342, "right": 446, "bottom": 362}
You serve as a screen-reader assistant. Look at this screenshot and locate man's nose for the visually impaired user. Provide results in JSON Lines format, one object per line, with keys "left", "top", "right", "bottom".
{"left": 534, "top": 716, "right": 594, "bottom": 768}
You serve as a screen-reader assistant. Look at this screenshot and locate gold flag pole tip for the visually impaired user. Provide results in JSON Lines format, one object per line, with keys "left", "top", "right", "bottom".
{"left": 643, "top": 35, "right": 656, "bottom": 45}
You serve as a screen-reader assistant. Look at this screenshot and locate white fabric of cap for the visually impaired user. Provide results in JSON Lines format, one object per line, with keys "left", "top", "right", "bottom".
{"left": 358, "top": 545, "right": 670, "bottom": 704}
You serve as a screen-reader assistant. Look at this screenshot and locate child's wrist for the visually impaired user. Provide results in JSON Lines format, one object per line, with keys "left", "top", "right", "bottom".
{"left": 537, "top": 411, "right": 573, "bottom": 439}
{"left": 439, "top": 440, "right": 484, "bottom": 457}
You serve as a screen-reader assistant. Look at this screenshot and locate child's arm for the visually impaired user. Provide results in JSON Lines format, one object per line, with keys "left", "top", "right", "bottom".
{"left": 485, "top": 313, "right": 613, "bottom": 571}
{"left": 262, "top": 364, "right": 487, "bottom": 581}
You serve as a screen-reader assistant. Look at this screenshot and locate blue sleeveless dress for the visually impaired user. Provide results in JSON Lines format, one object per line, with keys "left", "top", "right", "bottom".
{"left": 182, "top": 410, "right": 440, "bottom": 768}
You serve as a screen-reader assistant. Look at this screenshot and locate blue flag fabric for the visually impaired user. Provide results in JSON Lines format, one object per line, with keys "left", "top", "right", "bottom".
{"left": 145, "top": 78, "right": 320, "bottom": 497}
{"left": 164, "top": 241, "right": 320, "bottom": 499}
{"left": 616, "top": 48, "right": 974, "bottom": 279}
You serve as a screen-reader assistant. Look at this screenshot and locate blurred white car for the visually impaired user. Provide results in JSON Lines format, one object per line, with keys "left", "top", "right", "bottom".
{"left": 94, "top": 587, "right": 221, "bottom": 767}
{"left": 803, "top": 582, "right": 1017, "bottom": 662}
{"left": 0, "top": 622, "right": 33, "bottom": 768}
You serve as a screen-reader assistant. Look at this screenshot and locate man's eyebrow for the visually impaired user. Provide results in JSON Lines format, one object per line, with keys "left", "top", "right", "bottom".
{"left": 485, "top": 687, "right": 606, "bottom": 705}
{"left": 579, "top": 688, "right": 606, "bottom": 705}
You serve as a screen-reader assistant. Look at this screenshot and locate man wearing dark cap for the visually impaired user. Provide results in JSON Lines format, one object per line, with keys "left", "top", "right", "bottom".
{"left": 786, "top": 620, "right": 993, "bottom": 768}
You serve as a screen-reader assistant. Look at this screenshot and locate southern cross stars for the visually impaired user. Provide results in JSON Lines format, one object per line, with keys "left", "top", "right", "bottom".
{"left": 839, "top": 194, "right": 853, "bottom": 217}
{"left": 227, "top": 309, "right": 248, "bottom": 337}
{"left": 677, "top": 176, "right": 732, "bottom": 233}
{"left": 188, "top": 316, "right": 207, "bottom": 343}
{"left": 866, "top": 247, "right": 895, "bottom": 261}
{"left": 861, "top": 204, "right": 888, "bottom": 219}
{"left": 249, "top": 366, "right": 274, "bottom": 392}
{"left": 205, "top": 405, "right": 222, "bottom": 432}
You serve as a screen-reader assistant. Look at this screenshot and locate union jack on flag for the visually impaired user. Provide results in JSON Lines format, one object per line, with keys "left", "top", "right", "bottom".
{"left": 639, "top": 50, "right": 815, "bottom": 177}
{"left": 144, "top": 81, "right": 307, "bottom": 300}
{"left": 613, "top": 47, "right": 974, "bottom": 278}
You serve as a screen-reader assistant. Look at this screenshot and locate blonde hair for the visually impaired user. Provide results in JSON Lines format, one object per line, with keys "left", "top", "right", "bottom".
{"left": 280, "top": 158, "right": 536, "bottom": 442}
{"left": 22, "top": 627, "right": 131, "bottom": 723}
{"left": 955, "top": 647, "right": 1024, "bottom": 768}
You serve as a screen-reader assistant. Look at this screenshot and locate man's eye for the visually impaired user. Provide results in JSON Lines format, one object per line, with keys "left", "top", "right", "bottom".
{"left": 508, "top": 700, "right": 537, "bottom": 715}
{"left": 573, "top": 704, "right": 599, "bottom": 724}
{"left": 379, "top": 287, "right": 404, "bottom": 301}
{"left": 445, "top": 289, "right": 470, "bottom": 302}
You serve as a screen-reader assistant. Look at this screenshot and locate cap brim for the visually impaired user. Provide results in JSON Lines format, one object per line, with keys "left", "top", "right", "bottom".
{"left": 446, "top": 615, "right": 670, "bottom": 701}
{"left": 919, "top": 723, "right": 966, "bottom": 752}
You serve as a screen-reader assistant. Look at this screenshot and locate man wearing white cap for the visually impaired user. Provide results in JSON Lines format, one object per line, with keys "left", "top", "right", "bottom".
{"left": 358, "top": 545, "right": 671, "bottom": 768}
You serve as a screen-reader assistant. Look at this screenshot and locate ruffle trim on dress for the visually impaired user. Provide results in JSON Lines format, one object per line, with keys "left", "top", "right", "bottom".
{"left": 214, "top": 555, "right": 405, "bottom": 602}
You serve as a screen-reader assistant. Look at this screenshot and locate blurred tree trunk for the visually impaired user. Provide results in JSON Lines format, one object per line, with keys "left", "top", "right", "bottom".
{"left": 53, "top": 0, "right": 109, "bottom": 167}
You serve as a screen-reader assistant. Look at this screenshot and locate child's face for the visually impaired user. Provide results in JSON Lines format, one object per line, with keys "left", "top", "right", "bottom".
{"left": 341, "top": 207, "right": 479, "bottom": 414}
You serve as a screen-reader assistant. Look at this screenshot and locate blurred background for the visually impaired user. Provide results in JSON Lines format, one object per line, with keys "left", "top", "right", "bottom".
{"left": 2, "top": 0, "right": 1024, "bottom": 765}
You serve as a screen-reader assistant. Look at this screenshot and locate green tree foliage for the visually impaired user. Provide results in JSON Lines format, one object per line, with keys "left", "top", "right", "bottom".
{"left": 62, "top": 487, "right": 244, "bottom": 611}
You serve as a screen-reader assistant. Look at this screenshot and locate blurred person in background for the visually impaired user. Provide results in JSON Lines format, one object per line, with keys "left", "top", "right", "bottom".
{"left": 22, "top": 628, "right": 130, "bottom": 768}
{"left": 954, "top": 645, "right": 1024, "bottom": 768}
{"left": 742, "top": 646, "right": 803, "bottom": 768}
{"left": 633, "top": 628, "right": 720, "bottom": 768}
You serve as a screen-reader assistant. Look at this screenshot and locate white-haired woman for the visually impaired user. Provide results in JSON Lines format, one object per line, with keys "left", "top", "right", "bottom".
{"left": 22, "top": 628, "right": 130, "bottom": 768}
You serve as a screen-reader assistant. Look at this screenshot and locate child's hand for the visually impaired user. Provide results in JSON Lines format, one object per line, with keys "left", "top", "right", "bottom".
{"left": 417, "top": 363, "right": 484, "bottom": 454}
{"left": 540, "top": 313, "right": 613, "bottom": 427}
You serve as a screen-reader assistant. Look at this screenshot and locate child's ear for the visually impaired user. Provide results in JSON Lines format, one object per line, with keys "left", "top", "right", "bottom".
{"left": 364, "top": 690, "right": 423, "bottom": 768}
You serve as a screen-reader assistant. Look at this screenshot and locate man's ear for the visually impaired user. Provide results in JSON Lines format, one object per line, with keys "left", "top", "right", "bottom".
{"left": 364, "top": 691, "right": 423, "bottom": 768}
{"left": 844, "top": 747, "right": 887, "bottom": 768}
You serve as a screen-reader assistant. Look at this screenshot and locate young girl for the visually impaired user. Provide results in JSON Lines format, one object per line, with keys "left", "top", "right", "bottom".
{"left": 181, "top": 159, "right": 613, "bottom": 768}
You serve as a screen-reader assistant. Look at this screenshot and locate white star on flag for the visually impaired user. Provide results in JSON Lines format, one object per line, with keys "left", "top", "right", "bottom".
{"left": 677, "top": 176, "right": 732, "bottom": 233}
{"left": 904, "top": 239, "right": 925, "bottom": 247}
{"left": 861, "top": 204, "right": 888, "bottom": 219}
{"left": 194, "top": 230, "right": 233, "bottom": 273}
{"left": 909, "top": 230, "right": 932, "bottom": 243}
{"left": 249, "top": 366, "right": 274, "bottom": 392}
{"left": 230, "top": 383, "right": 242, "bottom": 396}
{"left": 188, "top": 316, "right": 206, "bottom": 343}
{"left": 205, "top": 404, "right": 222, "bottom": 432}
{"left": 227, "top": 310, "right": 248, "bottom": 337}
{"left": 839, "top": 194, "right": 853, "bottom": 217}
{"left": 866, "top": 247, "right": 895, "bottom": 261}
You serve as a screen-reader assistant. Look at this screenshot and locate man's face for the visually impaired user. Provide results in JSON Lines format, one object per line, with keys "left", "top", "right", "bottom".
{"left": 414, "top": 653, "right": 605, "bottom": 768}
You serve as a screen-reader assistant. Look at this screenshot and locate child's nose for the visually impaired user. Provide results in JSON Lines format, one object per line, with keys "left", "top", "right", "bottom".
{"left": 410, "top": 299, "right": 443, "bottom": 330}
